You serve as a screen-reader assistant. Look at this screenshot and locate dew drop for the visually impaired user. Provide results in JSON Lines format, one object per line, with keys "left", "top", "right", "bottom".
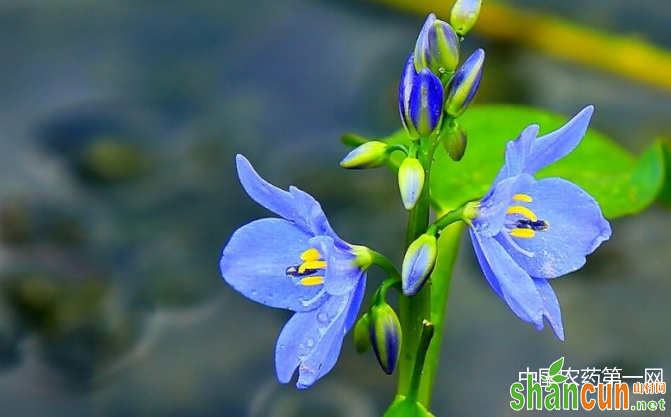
{"left": 299, "top": 343, "right": 305, "bottom": 349}
{"left": 306, "top": 338, "right": 315, "bottom": 348}
{"left": 317, "top": 312, "right": 329, "bottom": 323}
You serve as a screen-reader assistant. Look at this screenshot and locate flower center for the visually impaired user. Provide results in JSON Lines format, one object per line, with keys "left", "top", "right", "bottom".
{"left": 285, "top": 248, "right": 327, "bottom": 286}
{"left": 505, "top": 193, "right": 549, "bottom": 239}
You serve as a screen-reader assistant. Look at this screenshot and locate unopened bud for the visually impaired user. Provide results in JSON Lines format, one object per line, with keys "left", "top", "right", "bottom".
{"left": 369, "top": 303, "right": 402, "bottom": 375}
{"left": 441, "top": 124, "right": 468, "bottom": 161}
{"left": 427, "top": 20, "right": 460, "bottom": 74}
{"left": 445, "top": 49, "right": 484, "bottom": 119}
{"left": 398, "top": 157, "right": 425, "bottom": 210}
{"left": 402, "top": 233, "right": 438, "bottom": 296}
{"left": 354, "top": 313, "right": 372, "bottom": 354}
{"left": 399, "top": 54, "right": 444, "bottom": 139}
{"left": 340, "top": 141, "right": 389, "bottom": 169}
{"left": 450, "top": 0, "right": 482, "bottom": 36}
{"left": 412, "top": 14, "right": 437, "bottom": 71}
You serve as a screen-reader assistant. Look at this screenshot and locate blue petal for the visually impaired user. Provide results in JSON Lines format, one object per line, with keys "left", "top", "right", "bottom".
{"left": 289, "top": 186, "right": 347, "bottom": 248}
{"left": 497, "top": 177, "right": 611, "bottom": 278}
{"left": 220, "top": 218, "right": 327, "bottom": 312}
{"left": 470, "top": 231, "right": 543, "bottom": 327}
{"left": 534, "top": 278, "right": 565, "bottom": 340}
{"left": 275, "top": 294, "right": 349, "bottom": 387}
{"left": 310, "top": 235, "right": 361, "bottom": 296}
{"left": 297, "top": 277, "right": 366, "bottom": 388}
{"left": 501, "top": 106, "right": 593, "bottom": 177}
{"left": 237, "top": 155, "right": 332, "bottom": 236}
{"left": 469, "top": 228, "right": 502, "bottom": 298}
{"left": 494, "top": 124, "right": 539, "bottom": 182}
{"left": 275, "top": 279, "right": 365, "bottom": 389}
{"left": 474, "top": 174, "right": 535, "bottom": 237}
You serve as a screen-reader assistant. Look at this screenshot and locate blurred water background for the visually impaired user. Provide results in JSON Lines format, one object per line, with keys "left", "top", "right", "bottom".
{"left": 0, "top": 0, "right": 669, "bottom": 416}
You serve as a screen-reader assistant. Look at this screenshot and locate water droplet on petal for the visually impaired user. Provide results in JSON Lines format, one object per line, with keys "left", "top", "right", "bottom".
{"left": 306, "top": 338, "right": 315, "bottom": 348}
{"left": 299, "top": 343, "right": 305, "bottom": 349}
{"left": 317, "top": 312, "right": 329, "bottom": 323}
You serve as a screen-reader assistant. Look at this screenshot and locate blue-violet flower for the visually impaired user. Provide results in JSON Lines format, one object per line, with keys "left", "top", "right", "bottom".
{"left": 469, "top": 106, "right": 611, "bottom": 340}
{"left": 220, "top": 155, "right": 368, "bottom": 388}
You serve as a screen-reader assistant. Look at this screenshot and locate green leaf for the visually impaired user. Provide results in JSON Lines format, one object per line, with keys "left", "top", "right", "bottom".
{"left": 657, "top": 137, "right": 671, "bottom": 206}
{"left": 379, "top": 105, "right": 666, "bottom": 218}
{"left": 549, "top": 357, "right": 564, "bottom": 376}
{"left": 552, "top": 375, "right": 569, "bottom": 384}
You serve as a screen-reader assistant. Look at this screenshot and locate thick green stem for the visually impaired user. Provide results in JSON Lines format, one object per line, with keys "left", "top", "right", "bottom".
{"left": 396, "top": 138, "right": 434, "bottom": 400}
{"left": 418, "top": 222, "right": 463, "bottom": 406}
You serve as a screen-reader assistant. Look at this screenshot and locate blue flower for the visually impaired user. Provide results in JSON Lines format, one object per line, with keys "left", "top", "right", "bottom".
{"left": 220, "top": 155, "right": 368, "bottom": 388}
{"left": 469, "top": 106, "right": 611, "bottom": 340}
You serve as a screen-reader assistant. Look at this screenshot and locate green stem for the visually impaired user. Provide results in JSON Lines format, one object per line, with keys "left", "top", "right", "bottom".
{"left": 407, "top": 320, "right": 435, "bottom": 401}
{"left": 369, "top": 250, "right": 402, "bottom": 280}
{"left": 396, "top": 137, "right": 434, "bottom": 400}
{"left": 418, "top": 222, "right": 463, "bottom": 406}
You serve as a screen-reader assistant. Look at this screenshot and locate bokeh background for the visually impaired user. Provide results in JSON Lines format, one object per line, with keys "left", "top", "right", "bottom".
{"left": 0, "top": 0, "right": 669, "bottom": 416}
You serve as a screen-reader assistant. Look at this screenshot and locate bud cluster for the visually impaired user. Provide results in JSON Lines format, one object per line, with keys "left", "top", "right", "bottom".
{"left": 400, "top": 0, "right": 484, "bottom": 140}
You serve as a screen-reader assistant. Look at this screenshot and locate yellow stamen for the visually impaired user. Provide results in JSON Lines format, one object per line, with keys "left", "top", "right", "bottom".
{"left": 512, "top": 193, "right": 533, "bottom": 203}
{"left": 298, "top": 260, "right": 327, "bottom": 274}
{"left": 506, "top": 205, "right": 538, "bottom": 221}
{"left": 510, "top": 228, "right": 536, "bottom": 239}
{"left": 300, "top": 248, "right": 322, "bottom": 262}
{"left": 300, "top": 276, "right": 324, "bottom": 286}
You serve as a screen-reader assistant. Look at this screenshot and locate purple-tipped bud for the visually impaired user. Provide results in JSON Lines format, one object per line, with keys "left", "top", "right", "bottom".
{"left": 340, "top": 141, "right": 389, "bottom": 169}
{"left": 354, "top": 313, "right": 372, "bottom": 354}
{"left": 445, "top": 49, "right": 484, "bottom": 118}
{"left": 398, "top": 157, "right": 424, "bottom": 210}
{"left": 412, "top": 14, "right": 437, "bottom": 71}
{"left": 369, "top": 303, "right": 402, "bottom": 375}
{"left": 402, "top": 233, "right": 438, "bottom": 296}
{"left": 441, "top": 123, "right": 468, "bottom": 161}
{"left": 399, "top": 55, "right": 444, "bottom": 139}
{"left": 427, "top": 20, "right": 460, "bottom": 73}
{"left": 450, "top": 0, "right": 482, "bottom": 36}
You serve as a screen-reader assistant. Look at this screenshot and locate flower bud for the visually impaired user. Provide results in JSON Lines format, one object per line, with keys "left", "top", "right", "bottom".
{"left": 399, "top": 55, "right": 444, "bottom": 139}
{"left": 354, "top": 313, "right": 372, "bottom": 354}
{"left": 402, "top": 233, "right": 438, "bottom": 296}
{"left": 450, "top": 0, "right": 482, "bottom": 36}
{"left": 445, "top": 49, "right": 484, "bottom": 119}
{"left": 441, "top": 124, "right": 468, "bottom": 161}
{"left": 369, "top": 303, "right": 402, "bottom": 375}
{"left": 427, "top": 20, "right": 460, "bottom": 74}
{"left": 412, "top": 14, "right": 437, "bottom": 72}
{"left": 340, "top": 141, "right": 389, "bottom": 169}
{"left": 398, "top": 157, "right": 424, "bottom": 210}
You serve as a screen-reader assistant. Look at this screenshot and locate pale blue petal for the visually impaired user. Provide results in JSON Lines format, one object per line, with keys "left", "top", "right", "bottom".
{"left": 220, "top": 218, "right": 327, "bottom": 312}
{"left": 474, "top": 174, "right": 535, "bottom": 237}
{"left": 471, "top": 231, "right": 543, "bottom": 327}
{"left": 236, "top": 155, "right": 301, "bottom": 222}
{"left": 275, "top": 293, "right": 349, "bottom": 386}
{"left": 498, "top": 177, "right": 611, "bottom": 278}
{"left": 494, "top": 124, "right": 539, "bottom": 181}
{"left": 469, "top": 228, "right": 503, "bottom": 298}
{"left": 289, "top": 186, "right": 348, "bottom": 249}
{"left": 297, "top": 278, "right": 366, "bottom": 388}
{"left": 310, "top": 236, "right": 360, "bottom": 296}
{"left": 501, "top": 106, "right": 593, "bottom": 177}
{"left": 534, "top": 278, "right": 565, "bottom": 340}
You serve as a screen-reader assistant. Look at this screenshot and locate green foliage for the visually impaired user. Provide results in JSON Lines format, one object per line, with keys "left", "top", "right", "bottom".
{"left": 378, "top": 105, "right": 667, "bottom": 218}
